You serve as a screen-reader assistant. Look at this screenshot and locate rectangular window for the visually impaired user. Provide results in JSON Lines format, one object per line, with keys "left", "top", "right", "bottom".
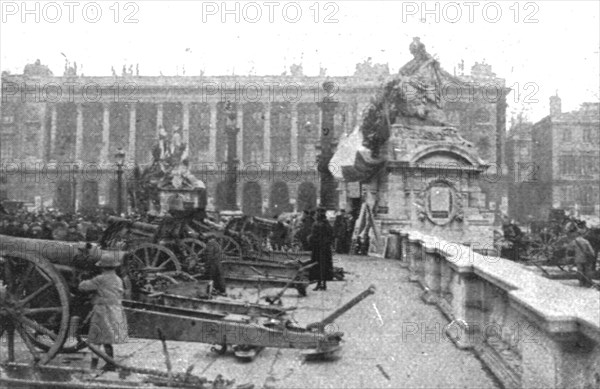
{"left": 562, "top": 129, "right": 571, "bottom": 142}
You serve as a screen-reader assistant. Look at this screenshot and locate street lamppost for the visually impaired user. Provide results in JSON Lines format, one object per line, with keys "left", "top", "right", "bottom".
{"left": 115, "top": 148, "right": 126, "bottom": 215}
{"left": 317, "top": 81, "right": 339, "bottom": 210}
{"left": 224, "top": 101, "right": 239, "bottom": 211}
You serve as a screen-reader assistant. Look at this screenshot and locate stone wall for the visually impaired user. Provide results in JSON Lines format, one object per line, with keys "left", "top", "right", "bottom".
{"left": 388, "top": 229, "right": 600, "bottom": 389}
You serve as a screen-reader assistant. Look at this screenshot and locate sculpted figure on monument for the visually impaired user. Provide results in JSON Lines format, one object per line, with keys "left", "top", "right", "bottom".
{"left": 360, "top": 38, "right": 458, "bottom": 155}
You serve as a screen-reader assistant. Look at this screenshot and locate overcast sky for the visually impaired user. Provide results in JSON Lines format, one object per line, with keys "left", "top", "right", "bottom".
{"left": 1, "top": 0, "right": 598, "bottom": 122}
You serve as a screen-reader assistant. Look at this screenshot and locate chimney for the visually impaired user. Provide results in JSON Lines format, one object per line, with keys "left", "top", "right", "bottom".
{"left": 550, "top": 93, "right": 562, "bottom": 117}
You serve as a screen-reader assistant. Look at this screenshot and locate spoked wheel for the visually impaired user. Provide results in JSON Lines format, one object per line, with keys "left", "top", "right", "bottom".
{"left": 241, "top": 232, "right": 263, "bottom": 256}
{"left": 209, "top": 234, "right": 243, "bottom": 260}
{"left": 129, "top": 243, "right": 181, "bottom": 272}
{"left": 0, "top": 252, "right": 70, "bottom": 364}
{"left": 180, "top": 238, "right": 206, "bottom": 258}
{"left": 179, "top": 238, "right": 207, "bottom": 275}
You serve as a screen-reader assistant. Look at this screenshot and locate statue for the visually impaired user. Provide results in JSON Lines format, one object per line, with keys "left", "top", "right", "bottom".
{"left": 129, "top": 124, "right": 201, "bottom": 214}
{"left": 360, "top": 38, "right": 459, "bottom": 155}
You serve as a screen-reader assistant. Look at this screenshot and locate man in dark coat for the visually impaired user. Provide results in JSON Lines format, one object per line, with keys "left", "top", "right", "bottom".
{"left": 270, "top": 216, "right": 287, "bottom": 251}
{"left": 308, "top": 208, "right": 334, "bottom": 291}
{"left": 202, "top": 237, "right": 227, "bottom": 295}
{"left": 296, "top": 210, "right": 314, "bottom": 251}
{"left": 334, "top": 209, "right": 349, "bottom": 254}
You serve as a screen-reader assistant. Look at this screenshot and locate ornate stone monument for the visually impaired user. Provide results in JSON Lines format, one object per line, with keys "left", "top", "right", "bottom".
{"left": 129, "top": 128, "right": 206, "bottom": 216}
{"left": 333, "top": 38, "right": 496, "bottom": 254}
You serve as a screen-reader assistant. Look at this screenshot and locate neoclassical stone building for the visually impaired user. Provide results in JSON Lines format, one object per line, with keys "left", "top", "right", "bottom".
{"left": 1, "top": 51, "right": 508, "bottom": 216}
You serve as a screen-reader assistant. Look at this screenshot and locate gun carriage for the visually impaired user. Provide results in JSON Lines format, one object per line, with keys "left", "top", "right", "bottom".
{"left": 0, "top": 234, "right": 375, "bottom": 366}
{"left": 496, "top": 210, "right": 600, "bottom": 282}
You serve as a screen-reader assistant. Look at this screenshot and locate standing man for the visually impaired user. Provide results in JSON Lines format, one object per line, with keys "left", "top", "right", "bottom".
{"left": 270, "top": 216, "right": 287, "bottom": 251}
{"left": 308, "top": 208, "right": 334, "bottom": 291}
{"left": 202, "top": 237, "right": 227, "bottom": 296}
{"left": 565, "top": 223, "right": 597, "bottom": 287}
{"left": 334, "top": 209, "right": 349, "bottom": 254}
{"left": 296, "top": 210, "right": 314, "bottom": 251}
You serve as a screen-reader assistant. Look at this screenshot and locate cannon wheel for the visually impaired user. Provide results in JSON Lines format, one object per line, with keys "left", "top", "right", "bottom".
{"left": 180, "top": 238, "right": 206, "bottom": 259}
{"left": 0, "top": 252, "right": 70, "bottom": 364}
{"left": 129, "top": 243, "right": 181, "bottom": 272}
{"left": 206, "top": 234, "right": 243, "bottom": 260}
{"left": 241, "top": 232, "right": 263, "bottom": 256}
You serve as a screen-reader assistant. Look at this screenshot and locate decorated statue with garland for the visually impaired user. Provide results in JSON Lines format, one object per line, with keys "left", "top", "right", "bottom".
{"left": 360, "top": 37, "right": 457, "bottom": 157}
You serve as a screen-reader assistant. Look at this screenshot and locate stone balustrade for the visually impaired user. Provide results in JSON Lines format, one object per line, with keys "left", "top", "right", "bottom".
{"left": 388, "top": 229, "right": 600, "bottom": 389}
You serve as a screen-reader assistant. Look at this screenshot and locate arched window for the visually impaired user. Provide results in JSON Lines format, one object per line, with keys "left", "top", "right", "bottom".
{"left": 269, "top": 181, "right": 291, "bottom": 217}
{"left": 242, "top": 182, "right": 263, "bottom": 216}
{"left": 296, "top": 182, "right": 317, "bottom": 212}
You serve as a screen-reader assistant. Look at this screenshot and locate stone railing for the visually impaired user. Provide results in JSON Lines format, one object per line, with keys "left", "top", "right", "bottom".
{"left": 388, "top": 229, "right": 600, "bottom": 389}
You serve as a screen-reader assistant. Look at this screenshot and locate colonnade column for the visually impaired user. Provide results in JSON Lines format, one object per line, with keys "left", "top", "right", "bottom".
{"left": 209, "top": 101, "right": 218, "bottom": 161}
{"left": 182, "top": 101, "right": 190, "bottom": 145}
{"left": 236, "top": 104, "right": 244, "bottom": 164}
{"left": 75, "top": 103, "right": 83, "bottom": 162}
{"left": 101, "top": 104, "right": 110, "bottom": 163}
{"left": 128, "top": 104, "right": 136, "bottom": 164}
{"left": 263, "top": 102, "right": 271, "bottom": 163}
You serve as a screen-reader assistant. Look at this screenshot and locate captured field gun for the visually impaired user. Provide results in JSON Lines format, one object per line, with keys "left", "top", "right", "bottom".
{"left": 0, "top": 234, "right": 375, "bottom": 366}
{"left": 101, "top": 215, "right": 315, "bottom": 296}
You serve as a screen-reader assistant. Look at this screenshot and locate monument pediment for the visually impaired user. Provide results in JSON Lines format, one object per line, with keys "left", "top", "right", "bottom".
{"left": 389, "top": 123, "right": 487, "bottom": 167}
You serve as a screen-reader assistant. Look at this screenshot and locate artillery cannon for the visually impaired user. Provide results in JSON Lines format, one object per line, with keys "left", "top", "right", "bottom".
{"left": 0, "top": 234, "right": 375, "bottom": 366}
{"left": 101, "top": 215, "right": 316, "bottom": 295}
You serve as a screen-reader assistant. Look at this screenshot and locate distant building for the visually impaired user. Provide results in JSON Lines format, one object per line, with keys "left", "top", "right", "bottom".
{"left": 530, "top": 96, "right": 600, "bottom": 220}
{"left": 1, "top": 50, "right": 509, "bottom": 215}
{"left": 506, "top": 120, "right": 535, "bottom": 222}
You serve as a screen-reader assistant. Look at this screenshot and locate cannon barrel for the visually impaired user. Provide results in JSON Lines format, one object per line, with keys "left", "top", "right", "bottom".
{"left": 307, "top": 285, "right": 376, "bottom": 330}
{"left": 0, "top": 234, "right": 127, "bottom": 267}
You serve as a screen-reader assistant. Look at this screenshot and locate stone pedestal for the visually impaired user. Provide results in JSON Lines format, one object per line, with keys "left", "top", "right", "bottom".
{"left": 158, "top": 188, "right": 206, "bottom": 216}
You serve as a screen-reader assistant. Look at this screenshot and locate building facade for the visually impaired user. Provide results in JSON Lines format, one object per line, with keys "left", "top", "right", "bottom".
{"left": 529, "top": 97, "right": 600, "bottom": 221}
{"left": 505, "top": 120, "right": 535, "bottom": 222}
{"left": 1, "top": 54, "right": 508, "bottom": 216}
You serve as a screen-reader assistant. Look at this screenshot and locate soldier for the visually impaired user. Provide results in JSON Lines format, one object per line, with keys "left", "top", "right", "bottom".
{"left": 78, "top": 253, "right": 128, "bottom": 371}
{"left": 565, "top": 222, "right": 597, "bottom": 287}
{"left": 308, "top": 208, "right": 334, "bottom": 291}
{"left": 296, "top": 210, "right": 314, "bottom": 251}
{"left": 202, "top": 237, "right": 227, "bottom": 296}
{"left": 270, "top": 216, "right": 288, "bottom": 251}
{"left": 334, "top": 209, "right": 349, "bottom": 254}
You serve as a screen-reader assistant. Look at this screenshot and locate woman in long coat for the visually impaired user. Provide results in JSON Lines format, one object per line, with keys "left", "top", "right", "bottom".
{"left": 308, "top": 209, "right": 334, "bottom": 291}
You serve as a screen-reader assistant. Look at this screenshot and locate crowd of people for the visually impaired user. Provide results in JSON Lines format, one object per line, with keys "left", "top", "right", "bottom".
{"left": 269, "top": 209, "right": 356, "bottom": 255}
{"left": 0, "top": 206, "right": 112, "bottom": 242}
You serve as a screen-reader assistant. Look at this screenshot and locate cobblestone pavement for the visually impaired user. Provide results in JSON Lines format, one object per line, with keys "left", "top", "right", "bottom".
{"left": 4, "top": 254, "right": 500, "bottom": 388}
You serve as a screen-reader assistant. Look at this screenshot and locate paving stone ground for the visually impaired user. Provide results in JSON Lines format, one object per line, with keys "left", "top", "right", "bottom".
{"left": 3, "top": 254, "right": 500, "bottom": 388}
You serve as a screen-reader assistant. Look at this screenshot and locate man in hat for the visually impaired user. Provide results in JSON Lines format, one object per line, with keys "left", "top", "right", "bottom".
{"left": 565, "top": 222, "right": 597, "bottom": 287}
{"left": 308, "top": 208, "right": 334, "bottom": 291}
{"left": 202, "top": 237, "right": 227, "bottom": 295}
{"left": 78, "top": 252, "right": 128, "bottom": 370}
